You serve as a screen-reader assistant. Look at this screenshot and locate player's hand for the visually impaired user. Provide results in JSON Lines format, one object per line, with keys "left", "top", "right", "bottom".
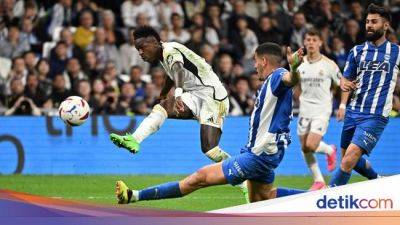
{"left": 174, "top": 96, "right": 185, "bottom": 114}
{"left": 287, "top": 46, "right": 304, "bottom": 71}
{"left": 336, "top": 108, "right": 345, "bottom": 121}
{"left": 340, "top": 78, "right": 356, "bottom": 92}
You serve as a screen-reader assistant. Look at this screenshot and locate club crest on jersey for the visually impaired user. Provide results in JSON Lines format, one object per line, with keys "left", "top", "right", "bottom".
{"left": 359, "top": 61, "right": 389, "bottom": 72}
{"left": 319, "top": 70, "right": 324, "bottom": 76}
{"left": 166, "top": 55, "right": 173, "bottom": 64}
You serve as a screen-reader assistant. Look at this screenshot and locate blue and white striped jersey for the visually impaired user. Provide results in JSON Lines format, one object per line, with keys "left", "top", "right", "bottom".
{"left": 246, "top": 68, "right": 292, "bottom": 155}
{"left": 343, "top": 40, "right": 400, "bottom": 117}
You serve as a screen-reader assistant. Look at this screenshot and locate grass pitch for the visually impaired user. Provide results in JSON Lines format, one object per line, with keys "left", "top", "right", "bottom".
{"left": 0, "top": 175, "right": 365, "bottom": 211}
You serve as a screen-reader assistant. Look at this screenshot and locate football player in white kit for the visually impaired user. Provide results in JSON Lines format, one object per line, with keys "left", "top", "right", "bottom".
{"left": 297, "top": 29, "right": 344, "bottom": 190}
{"left": 109, "top": 26, "right": 248, "bottom": 200}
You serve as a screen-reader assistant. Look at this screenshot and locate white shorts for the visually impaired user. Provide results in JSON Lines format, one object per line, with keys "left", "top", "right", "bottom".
{"left": 297, "top": 116, "right": 330, "bottom": 136}
{"left": 181, "top": 92, "right": 229, "bottom": 129}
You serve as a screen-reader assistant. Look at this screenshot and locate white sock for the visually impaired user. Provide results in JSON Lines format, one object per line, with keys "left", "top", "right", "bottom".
{"left": 303, "top": 152, "right": 325, "bottom": 183}
{"left": 205, "top": 146, "right": 231, "bottom": 163}
{"left": 315, "top": 141, "right": 334, "bottom": 155}
{"left": 132, "top": 104, "right": 167, "bottom": 143}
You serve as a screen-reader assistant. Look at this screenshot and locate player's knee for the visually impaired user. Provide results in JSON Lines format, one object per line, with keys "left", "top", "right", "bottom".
{"left": 159, "top": 98, "right": 174, "bottom": 117}
{"left": 340, "top": 156, "right": 355, "bottom": 173}
{"left": 305, "top": 139, "right": 319, "bottom": 152}
{"left": 185, "top": 167, "right": 208, "bottom": 188}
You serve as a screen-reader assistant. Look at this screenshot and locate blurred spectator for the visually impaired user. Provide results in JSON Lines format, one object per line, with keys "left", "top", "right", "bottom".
{"left": 4, "top": 78, "right": 41, "bottom": 115}
{"left": 120, "top": 28, "right": 150, "bottom": 74}
{"left": 216, "top": 53, "right": 235, "bottom": 89}
{"left": 36, "top": 58, "right": 52, "bottom": 96}
{"left": 83, "top": 50, "right": 99, "bottom": 80}
{"left": 63, "top": 57, "right": 88, "bottom": 90}
{"left": 116, "top": 82, "right": 136, "bottom": 115}
{"left": 205, "top": 4, "right": 228, "bottom": 41}
{"left": 59, "top": 27, "right": 84, "bottom": 62}
{"left": 101, "top": 10, "right": 124, "bottom": 47}
{"left": 248, "top": 72, "right": 261, "bottom": 96}
{"left": 150, "top": 67, "right": 165, "bottom": 98}
{"left": 6, "top": 56, "right": 27, "bottom": 93}
{"left": 101, "top": 60, "right": 121, "bottom": 94}
{"left": 168, "top": 13, "right": 190, "bottom": 44}
{"left": 76, "top": 79, "right": 97, "bottom": 110}
{"left": 185, "top": 26, "right": 206, "bottom": 55}
{"left": 144, "top": 82, "right": 158, "bottom": 108}
{"left": 0, "top": 25, "right": 30, "bottom": 59}
{"left": 227, "top": 0, "right": 258, "bottom": 42}
{"left": 87, "top": 27, "right": 121, "bottom": 72}
{"left": 288, "top": 11, "right": 308, "bottom": 50}
{"left": 229, "top": 76, "right": 253, "bottom": 116}
{"left": 73, "top": 10, "right": 95, "bottom": 50}
{"left": 200, "top": 44, "right": 217, "bottom": 69}
{"left": 91, "top": 78, "right": 106, "bottom": 114}
{"left": 234, "top": 16, "right": 258, "bottom": 72}
{"left": 129, "top": 65, "right": 146, "bottom": 100}
{"left": 19, "top": 17, "right": 40, "bottom": 53}
{"left": 265, "top": 0, "right": 292, "bottom": 37}
{"left": 47, "top": 0, "right": 74, "bottom": 37}
{"left": 0, "top": 0, "right": 20, "bottom": 27}
{"left": 23, "top": 50, "right": 38, "bottom": 72}
{"left": 157, "top": 0, "right": 184, "bottom": 29}
{"left": 121, "top": 0, "right": 159, "bottom": 29}
{"left": 257, "top": 15, "right": 284, "bottom": 45}
{"left": 135, "top": 12, "right": 150, "bottom": 27}
{"left": 331, "top": 36, "right": 347, "bottom": 70}
{"left": 24, "top": 72, "right": 47, "bottom": 107}
{"left": 341, "top": 19, "right": 364, "bottom": 52}
{"left": 49, "top": 41, "right": 69, "bottom": 79}
{"left": 349, "top": 1, "right": 365, "bottom": 35}
{"left": 73, "top": 0, "right": 99, "bottom": 27}
{"left": 191, "top": 13, "right": 220, "bottom": 48}
{"left": 43, "top": 74, "right": 71, "bottom": 109}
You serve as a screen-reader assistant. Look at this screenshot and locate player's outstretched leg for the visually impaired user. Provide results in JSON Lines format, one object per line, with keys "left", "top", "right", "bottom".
{"left": 110, "top": 104, "right": 168, "bottom": 153}
{"left": 329, "top": 144, "right": 363, "bottom": 187}
{"left": 353, "top": 157, "right": 378, "bottom": 179}
{"left": 200, "top": 124, "right": 249, "bottom": 203}
{"left": 115, "top": 163, "right": 227, "bottom": 204}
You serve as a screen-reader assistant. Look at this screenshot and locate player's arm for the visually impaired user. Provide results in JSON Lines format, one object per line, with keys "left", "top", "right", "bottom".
{"left": 282, "top": 47, "right": 304, "bottom": 87}
{"left": 159, "top": 75, "right": 174, "bottom": 100}
{"left": 171, "top": 62, "right": 187, "bottom": 113}
{"left": 336, "top": 90, "right": 350, "bottom": 121}
{"left": 341, "top": 47, "right": 358, "bottom": 92}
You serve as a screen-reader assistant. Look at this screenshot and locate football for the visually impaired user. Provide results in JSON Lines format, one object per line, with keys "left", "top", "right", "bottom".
{"left": 59, "top": 96, "right": 90, "bottom": 126}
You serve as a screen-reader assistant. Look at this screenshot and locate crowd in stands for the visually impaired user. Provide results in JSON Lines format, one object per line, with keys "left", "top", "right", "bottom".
{"left": 1, "top": 0, "right": 400, "bottom": 117}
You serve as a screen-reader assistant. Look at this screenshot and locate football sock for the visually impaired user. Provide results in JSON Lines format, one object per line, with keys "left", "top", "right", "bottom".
{"left": 315, "top": 141, "right": 334, "bottom": 155}
{"left": 303, "top": 152, "right": 325, "bottom": 183}
{"left": 205, "top": 146, "right": 231, "bottom": 163}
{"left": 329, "top": 169, "right": 351, "bottom": 187}
{"left": 276, "top": 187, "right": 306, "bottom": 197}
{"left": 138, "top": 181, "right": 182, "bottom": 201}
{"left": 132, "top": 104, "right": 167, "bottom": 143}
{"left": 354, "top": 157, "right": 378, "bottom": 180}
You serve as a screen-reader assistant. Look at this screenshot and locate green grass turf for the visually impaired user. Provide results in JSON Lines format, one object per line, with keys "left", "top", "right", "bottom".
{"left": 0, "top": 175, "right": 365, "bottom": 211}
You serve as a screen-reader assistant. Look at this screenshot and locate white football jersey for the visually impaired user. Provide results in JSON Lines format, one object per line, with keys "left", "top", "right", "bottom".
{"left": 297, "top": 55, "right": 341, "bottom": 117}
{"left": 159, "top": 42, "right": 228, "bottom": 101}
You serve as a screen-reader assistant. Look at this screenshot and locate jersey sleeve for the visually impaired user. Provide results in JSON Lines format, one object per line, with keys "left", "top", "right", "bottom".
{"left": 163, "top": 47, "right": 184, "bottom": 71}
{"left": 343, "top": 47, "right": 357, "bottom": 80}
{"left": 331, "top": 61, "right": 342, "bottom": 86}
{"left": 270, "top": 68, "right": 290, "bottom": 96}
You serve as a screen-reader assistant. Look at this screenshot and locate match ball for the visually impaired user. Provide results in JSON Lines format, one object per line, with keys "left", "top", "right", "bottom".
{"left": 59, "top": 96, "right": 90, "bottom": 126}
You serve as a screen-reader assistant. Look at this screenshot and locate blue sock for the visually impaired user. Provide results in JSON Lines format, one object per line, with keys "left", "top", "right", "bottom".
{"left": 329, "top": 169, "right": 351, "bottom": 187}
{"left": 138, "top": 181, "right": 182, "bottom": 201}
{"left": 276, "top": 187, "right": 306, "bottom": 197}
{"left": 353, "top": 157, "right": 377, "bottom": 180}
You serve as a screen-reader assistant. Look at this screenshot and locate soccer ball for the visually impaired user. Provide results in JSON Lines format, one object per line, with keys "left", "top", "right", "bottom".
{"left": 59, "top": 96, "right": 90, "bottom": 126}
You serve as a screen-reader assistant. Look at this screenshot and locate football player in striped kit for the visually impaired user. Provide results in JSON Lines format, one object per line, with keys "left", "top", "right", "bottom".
{"left": 330, "top": 4, "right": 398, "bottom": 187}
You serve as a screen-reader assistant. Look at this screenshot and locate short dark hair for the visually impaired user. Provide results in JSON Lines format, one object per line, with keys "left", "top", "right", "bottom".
{"left": 133, "top": 26, "right": 160, "bottom": 42}
{"left": 366, "top": 3, "right": 391, "bottom": 22}
{"left": 304, "top": 28, "right": 321, "bottom": 39}
{"left": 255, "top": 42, "right": 283, "bottom": 63}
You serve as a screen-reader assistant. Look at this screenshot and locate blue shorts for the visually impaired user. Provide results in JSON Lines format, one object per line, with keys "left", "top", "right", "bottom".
{"left": 222, "top": 134, "right": 289, "bottom": 185}
{"left": 340, "top": 110, "right": 388, "bottom": 155}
